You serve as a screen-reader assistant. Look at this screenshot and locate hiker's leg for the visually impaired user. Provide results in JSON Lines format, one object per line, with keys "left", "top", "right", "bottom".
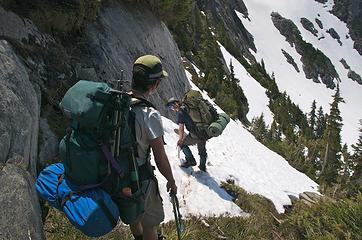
{"left": 140, "top": 180, "right": 164, "bottom": 239}
{"left": 181, "top": 134, "right": 199, "bottom": 163}
{"left": 180, "top": 145, "right": 194, "bottom": 160}
{"left": 130, "top": 222, "right": 143, "bottom": 239}
{"left": 197, "top": 141, "right": 207, "bottom": 171}
{"left": 142, "top": 225, "right": 158, "bottom": 240}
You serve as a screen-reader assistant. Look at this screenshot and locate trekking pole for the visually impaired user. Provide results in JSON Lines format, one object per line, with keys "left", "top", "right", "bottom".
{"left": 111, "top": 71, "right": 123, "bottom": 156}
{"left": 114, "top": 70, "right": 124, "bottom": 158}
{"left": 177, "top": 146, "right": 180, "bottom": 160}
{"left": 117, "top": 71, "right": 140, "bottom": 192}
{"left": 170, "top": 192, "right": 185, "bottom": 240}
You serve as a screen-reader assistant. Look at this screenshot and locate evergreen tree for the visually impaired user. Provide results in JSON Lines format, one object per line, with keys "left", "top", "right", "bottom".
{"left": 251, "top": 114, "right": 267, "bottom": 142}
{"left": 305, "top": 138, "right": 323, "bottom": 179}
{"left": 199, "top": 16, "right": 220, "bottom": 78}
{"left": 309, "top": 100, "right": 317, "bottom": 135}
{"left": 340, "top": 143, "right": 353, "bottom": 184}
{"left": 316, "top": 106, "right": 326, "bottom": 138}
{"left": 228, "top": 59, "right": 239, "bottom": 84}
{"left": 351, "top": 120, "right": 362, "bottom": 182}
{"left": 291, "top": 136, "right": 308, "bottom": 171}
{"left": 261, "top": 58, "right": 266, "bottom": 74}
{"left": 320, "top": 85, "right": 344, "bottom": 184}
{"left": 269, "top": 120, "right": 281, "bottom": 141}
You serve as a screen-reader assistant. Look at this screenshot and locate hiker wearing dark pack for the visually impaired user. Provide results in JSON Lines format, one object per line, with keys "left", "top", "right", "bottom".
{"left": 127, "top": 55, "right": 177, "bottom": 240}
{"left": 166, "top": 91, "right": 230, "bottom": 172}
{"left": 166, "top": 91, "right": 213, "bottom": 172}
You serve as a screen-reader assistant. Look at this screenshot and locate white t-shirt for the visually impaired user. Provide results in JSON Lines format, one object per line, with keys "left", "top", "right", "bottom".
{"left": 132, "top": 105, "right": 164, "bottom": 166}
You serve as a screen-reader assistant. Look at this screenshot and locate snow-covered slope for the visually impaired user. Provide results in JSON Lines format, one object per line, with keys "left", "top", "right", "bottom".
{"left": 225, "top": 0, "right": 362, "bottom": 145}
{"left": 150, "top": 0, "right": 362, "bottom": 223}
{"left": 153, "top": 72, "right": 319, "bottom": 222}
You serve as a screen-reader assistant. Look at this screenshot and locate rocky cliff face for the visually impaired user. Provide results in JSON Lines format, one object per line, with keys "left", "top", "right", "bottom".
{"left": 271, "top": 12, "right": 340, "bottom": 89}
{"left": 331, "top": 0, "right": 362, "bottom": 55}
{"left": 85, "top": 1, "right": 189, "bottom": 118}
{"left": 0, "top": 8, "right": 45, "bottom": 237}
{"left": 0, "top": 1, "right": 190, "bottom": 238}
{"left": 197, "top": 0, "right": 256, "bottom": 62}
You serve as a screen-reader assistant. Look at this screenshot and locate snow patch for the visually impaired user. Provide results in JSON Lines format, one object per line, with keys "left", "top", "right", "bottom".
{"left": 238, "top": 0, "right": 362, "bottom": 145}
{"left": 155, "top": 70, "right": 319, "bottom": 222}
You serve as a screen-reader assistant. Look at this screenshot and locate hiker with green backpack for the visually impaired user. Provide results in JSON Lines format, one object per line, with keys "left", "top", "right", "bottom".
{"left": 166, "top": 91, "right": 230, "bottom": 172}
{"left": 35, "top": 54, "right": 176, "bottom": 240}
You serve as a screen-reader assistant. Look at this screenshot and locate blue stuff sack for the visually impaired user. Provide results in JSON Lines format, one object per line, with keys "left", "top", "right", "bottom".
{"left": 58, "top": 179, "right": 119, "bottom": 237}
{"left": 35, "top": 163, "right": 120, "bottom": 237}
{"left": 35, "top": 163, "right": 64, "bottom": 209}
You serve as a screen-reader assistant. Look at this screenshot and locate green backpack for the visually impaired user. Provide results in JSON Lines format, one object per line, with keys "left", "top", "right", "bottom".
{"left": 58, "top": 80, "right": 149, "bottom": 224}
{"left": 182, "top": 90, "right": 219, "bottom": 139}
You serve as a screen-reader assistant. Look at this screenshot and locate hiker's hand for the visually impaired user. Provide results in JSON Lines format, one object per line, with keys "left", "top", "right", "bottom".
{"left": 167, "top": 180, "right": 177, "bottom": 194}
{"left": 177, "top": 139, "right": 183, "bottom": 147}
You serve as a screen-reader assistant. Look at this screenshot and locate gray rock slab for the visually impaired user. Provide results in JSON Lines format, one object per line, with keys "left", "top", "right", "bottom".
{"left": 0, "top": 40, "right": 39, "bottom": 177}
{"left": 86, "top": 1, "right": 190, "bottom": 119}
{"left": 0, "top": 164, "right": 44, "bottom": 240}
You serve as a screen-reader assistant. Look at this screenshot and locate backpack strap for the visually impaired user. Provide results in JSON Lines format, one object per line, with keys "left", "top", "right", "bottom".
{"left": 129, "top": 95, "right": 157, "bottom": 109}
{"left": 128, "top": 95, "right": 163, "bottom": 187}
{"left": 128, "top": 95, "right": 156, "bottom": 157}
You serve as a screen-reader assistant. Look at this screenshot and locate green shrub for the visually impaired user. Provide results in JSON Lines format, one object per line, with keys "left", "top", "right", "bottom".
{"left": 280, "top": 193, "right": 362, "bottom": 240}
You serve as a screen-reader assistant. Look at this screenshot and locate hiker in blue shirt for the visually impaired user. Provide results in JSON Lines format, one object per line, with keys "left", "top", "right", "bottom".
{"left": 166, "top": 98, "right": 208, "bottom": 172}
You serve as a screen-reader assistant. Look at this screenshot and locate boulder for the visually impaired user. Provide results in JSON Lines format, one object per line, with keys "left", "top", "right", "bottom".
{"left": 0, "top": 164, "right": 44, "bottom": 240}
{"left": 299, "top": 191, "right": 322, "bottom": 205}
{"left": 38, "top": 118, "right": 59, "bottom": 168}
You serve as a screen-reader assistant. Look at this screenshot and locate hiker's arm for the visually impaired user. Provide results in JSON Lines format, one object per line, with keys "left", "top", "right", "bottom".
{"left": 177, "top": 123, "right": 185, "bottom": 146}
{"left": 150, "top": 137, "right": 177, "bottom": 193}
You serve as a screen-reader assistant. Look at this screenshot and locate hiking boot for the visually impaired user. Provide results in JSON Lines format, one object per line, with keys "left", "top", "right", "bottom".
{"left": 198, "top": 164, "right": 207, "bottom": 172}
{"left": 180, "top": 157, "right": 196, "bottom": 168}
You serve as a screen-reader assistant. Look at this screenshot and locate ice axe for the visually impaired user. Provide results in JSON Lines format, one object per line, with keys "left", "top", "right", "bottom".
{"left": 169, "top": 192, "right": 185, "bottom": 240}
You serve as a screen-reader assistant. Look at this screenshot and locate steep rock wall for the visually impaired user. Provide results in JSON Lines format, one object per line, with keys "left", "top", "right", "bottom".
{"left": 197, "top": 0, "right": 256, "bottom": 62}
{"left": 0, "top": 38, "right": 44, "bottom": 239}
{"left": 331, "top": 0, "right": 362, "bottom": 55}
{"left": 85, "top": 0, "right": 190, "bottom": 118}
{"left": 0, "top": 1, "right": 190, "bottom": 237}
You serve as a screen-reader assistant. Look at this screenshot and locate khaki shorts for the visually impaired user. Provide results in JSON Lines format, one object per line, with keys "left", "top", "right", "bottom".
{"left": 136, "top": 179, "right": 164, "bottom": 227}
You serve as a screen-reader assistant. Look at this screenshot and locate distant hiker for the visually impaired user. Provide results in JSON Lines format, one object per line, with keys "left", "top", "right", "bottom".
{"left": 128, "top": 55, "right": 177, "bottom": 240}
{"left": 166, "top": 90, "right": 230, "bottom": 172}
{"left": 166, "top": 98, "right": 208, "bottom": 171}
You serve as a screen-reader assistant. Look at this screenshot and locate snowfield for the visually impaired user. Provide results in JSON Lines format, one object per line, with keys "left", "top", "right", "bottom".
{"left": 153, "top": 0, "right": 362, "bottom": 225}
{"left": 154, "top": 75, "right": 319, "bottom": 222}
{"left": 231, "top": 0, "right": 362, "bottom": 145}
